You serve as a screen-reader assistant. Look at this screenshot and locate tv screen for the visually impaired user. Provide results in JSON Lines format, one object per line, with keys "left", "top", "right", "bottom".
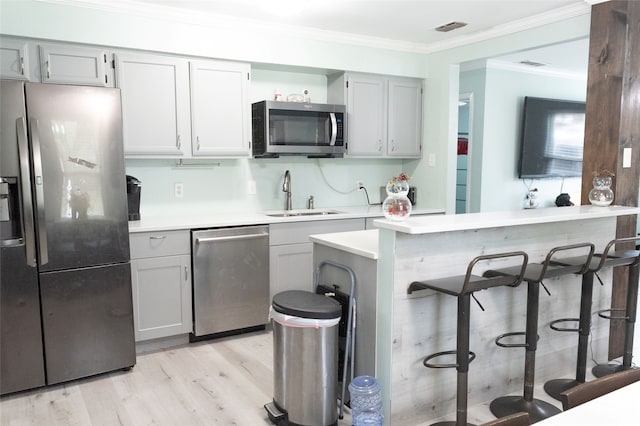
{"left": 518, "top": 96, "right": 585, "bottom": 179}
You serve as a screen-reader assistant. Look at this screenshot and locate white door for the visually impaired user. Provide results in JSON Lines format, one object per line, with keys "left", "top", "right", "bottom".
{"left": 346, "top": 74, "right": 387, "bottom": 157}
{"left": 189, "top": 59, "right": 250, "bottom": 157}
{"left": 40, "top": 44, "right": 111, "bottom": 86}
{"left": 387, "top": 77, "right": 423, "bottom": 157}
{"left": 115, "top": 52, "right": 190, "bottom": 157}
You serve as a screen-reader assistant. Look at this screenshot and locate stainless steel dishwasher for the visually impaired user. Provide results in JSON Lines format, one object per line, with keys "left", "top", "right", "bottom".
{"left": 191, "top": 225, "right": 269, "bottom": 338}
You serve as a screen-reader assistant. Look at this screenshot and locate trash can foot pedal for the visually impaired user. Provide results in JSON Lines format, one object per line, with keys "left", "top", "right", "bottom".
{"left": 264, "top": 401, "right": 287, "bottom": 425}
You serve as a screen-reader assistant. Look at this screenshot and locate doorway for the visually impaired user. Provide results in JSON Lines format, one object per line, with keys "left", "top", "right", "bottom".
{"left": 456, "top": 93, "right": 472, "bottom": 214}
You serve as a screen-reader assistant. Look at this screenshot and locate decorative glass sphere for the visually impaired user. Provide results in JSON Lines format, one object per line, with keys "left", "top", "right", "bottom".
{"left": 588, "top": 175, "right": 614, "bottom": 207}
{"left": 386, "top": 179, "right": 409, "bottom": 197}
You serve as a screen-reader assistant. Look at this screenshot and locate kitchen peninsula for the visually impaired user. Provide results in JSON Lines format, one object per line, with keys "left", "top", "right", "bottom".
{"left": 311, "top": 205, "right": 640, "bottom": 425}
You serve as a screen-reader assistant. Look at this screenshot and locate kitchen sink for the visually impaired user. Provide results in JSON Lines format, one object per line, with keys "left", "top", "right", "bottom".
{"left": 264, "top": 209, "right": 345, "bottom": 217}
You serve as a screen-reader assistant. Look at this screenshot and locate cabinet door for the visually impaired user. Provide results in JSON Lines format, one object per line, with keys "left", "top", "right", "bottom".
{"left": 189, "top": 59, "right": 250, "bottom": 157}
{"left": 269, "top": 243, "right": 314, "bottom": 300}
{"left": 39, "top": 44, "right": 111, "bottom": 86}
{"left": 346, "top": 74, "right": 387, "bottom": 157}
{"left": 115, "top": 52, "right": 190, "bottom": 157}
{"left": 387, "top": 78, "right": 423, "bottom": 157}
{"left": 130, "top": 255, "right": 192, "bottom": 341}
{"left": 0, "top": 38, "right": 31, "bottom": 81}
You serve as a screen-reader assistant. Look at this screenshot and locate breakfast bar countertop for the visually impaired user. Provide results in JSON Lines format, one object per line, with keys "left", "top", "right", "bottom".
{"left": 374, "top": 205, "right": 640, "bottom": 235}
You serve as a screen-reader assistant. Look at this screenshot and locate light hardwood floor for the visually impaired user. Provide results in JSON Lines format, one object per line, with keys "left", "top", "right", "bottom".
{"left": 0, "top": 327, "right": 596, "bottom": 426}
{"left": 0, "top": 329, "right": 352, "bottom": 426}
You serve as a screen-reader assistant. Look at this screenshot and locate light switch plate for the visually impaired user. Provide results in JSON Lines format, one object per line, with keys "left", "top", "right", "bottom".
{"left": 623, "top": 147, "right": 632, "bottom": 168}
{"left": 247, "top": 180, "right": 256, "bottom": 195}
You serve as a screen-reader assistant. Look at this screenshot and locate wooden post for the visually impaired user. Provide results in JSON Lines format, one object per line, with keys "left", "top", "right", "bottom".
{"left": 582, "top": 0, "right": 640, "bottom": 359}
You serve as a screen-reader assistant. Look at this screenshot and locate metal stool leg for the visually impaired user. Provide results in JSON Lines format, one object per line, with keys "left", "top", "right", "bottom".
{"left": 432, "top": 294, "right": 477, "bottom": 426}
{"left": 593, "top": 262, "right": 639, "bottom": 377}
{"left": 490, "top": 280, "right": 561, "bottom": 422}
{"left": 544, "top": 271, "right": 594, "bottom": 400}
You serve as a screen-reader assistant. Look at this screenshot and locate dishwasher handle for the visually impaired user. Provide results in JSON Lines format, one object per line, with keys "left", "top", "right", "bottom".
{"left": 195, "top": 233, "right": 268, "bottom": 244}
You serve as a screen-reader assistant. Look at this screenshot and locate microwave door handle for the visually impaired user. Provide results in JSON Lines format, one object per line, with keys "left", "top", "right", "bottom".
{"left": 16, "top": 117, "right": 37, "bottom": 267}
{"left": 29, "top": 118, "right": 48, "bottom": 265}
{"left": 329, "top": 112, "right": 337, "bottom": 146}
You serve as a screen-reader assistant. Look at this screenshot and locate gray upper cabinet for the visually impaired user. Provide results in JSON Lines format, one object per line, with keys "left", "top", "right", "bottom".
{"left": 387, "top": 77, "right": 423, "bottom": 157}
{"left": 115, "top": 51, "right": 191, "bottom": 157}
{"left": 189, "top": 60, "right": 251, "bottom": 157}
{"left": 328, "top": 72, "right": 423, "bottom": 158}
{"left": 39, "top": 44, "right": 113, "bottom": 87}
{"left": 0, "top": 37, "right": 36, "bottom": 81}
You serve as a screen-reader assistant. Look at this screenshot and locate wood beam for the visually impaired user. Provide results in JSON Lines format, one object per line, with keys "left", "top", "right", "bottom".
{"left": 582, "top": 0, "right": 640, "bottom": 359}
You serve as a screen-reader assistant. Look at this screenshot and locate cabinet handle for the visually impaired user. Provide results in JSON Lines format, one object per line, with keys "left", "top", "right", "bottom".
{"left": 20, "top": 57, "right": 25, "bottom": 75}
{"left": 184, "top": 266, "right": 189, "bottom": 282}
{"left": 46, "top": 60, "right": 51, "bottom": 79}
{"left": 378, "top": 140, "right": 383, "bottom": 152}
{"left": 391, "top": 140, "right": 396, "bottom": 152}
{"left": 149, "top": 235, "right": 166, "bottom": 240}
{"left": 196, "top": 136, "right": 200, "bottom": 151}
{"left": 176, "top": 135, "right": 181, "bottom": 150}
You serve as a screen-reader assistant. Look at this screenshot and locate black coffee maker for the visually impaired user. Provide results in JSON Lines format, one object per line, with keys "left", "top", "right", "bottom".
{"left": 126, "top": 175, "right": 141, "bottom": 221}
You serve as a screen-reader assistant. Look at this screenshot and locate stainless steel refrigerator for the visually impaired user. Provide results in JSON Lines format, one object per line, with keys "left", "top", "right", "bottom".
{"left": 0, "top": 80, "right": 135, "bottom": 395}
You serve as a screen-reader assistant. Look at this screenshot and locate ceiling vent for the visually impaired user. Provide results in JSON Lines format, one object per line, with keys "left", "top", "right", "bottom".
{"left": 519, "top": 60, "right": 547, "bottom": 67}
{"left": 435, "top": 21, "right": 468, "bottom": 32}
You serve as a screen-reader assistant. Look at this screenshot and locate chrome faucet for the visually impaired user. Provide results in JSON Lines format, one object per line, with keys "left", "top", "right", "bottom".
{"left": 282, "top": 170, "right": 292, "bottom": 210}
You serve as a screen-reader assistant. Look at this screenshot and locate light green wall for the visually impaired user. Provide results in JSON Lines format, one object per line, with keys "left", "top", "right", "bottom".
{"left": 479, "top": 66, "right": 587, "bottom": 211}
{"left": 1, "top": 0, "right": 594, "bottom": 215}
{"left": 421, "top": 14, "right": 591, "bottom": 213}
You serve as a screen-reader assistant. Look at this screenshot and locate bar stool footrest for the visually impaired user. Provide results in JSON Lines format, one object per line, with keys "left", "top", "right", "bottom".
{"left": 597, "top": 308, "right": 628, "bottom": 320}
{"left": 423, "top": 350, "right": 476, "bottom": 369}
{"left": 495, "top": 332, "right": 531, "bottom": 348}
{"left": 549, "top": 318, "right": 580, "bottom": 332}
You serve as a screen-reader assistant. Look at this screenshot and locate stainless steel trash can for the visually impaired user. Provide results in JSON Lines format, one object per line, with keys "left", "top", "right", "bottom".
{"left": 266, "top": 290, "right": 341, "bottom": 426}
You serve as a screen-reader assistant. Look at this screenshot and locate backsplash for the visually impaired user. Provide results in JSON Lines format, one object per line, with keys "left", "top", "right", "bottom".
{"left": 125, "top": 157, "right": 407, "bottom": 217}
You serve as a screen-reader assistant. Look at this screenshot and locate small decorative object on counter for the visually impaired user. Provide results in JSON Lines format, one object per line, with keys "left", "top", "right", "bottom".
{"left": 273, "top": 89, "right": 283, "bottom": 101}
{"left": 524, "top": 188, "right": 539, "bottom": 209}
{"left": 349, "top": 375, "right": 383, "bottom": 426}
{"left": 382, "top": 172, "right": 412, "bottom": 221}
{"left": 589, "top": 169, "right": 615, "bottom": 207}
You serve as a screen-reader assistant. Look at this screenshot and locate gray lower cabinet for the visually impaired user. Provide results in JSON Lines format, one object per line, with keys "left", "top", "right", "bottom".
{"left": 129, "top": 230, "right": 192, "bottom": 342}
{"left": 269, "top": 218, "right": 365, "bottom": 299}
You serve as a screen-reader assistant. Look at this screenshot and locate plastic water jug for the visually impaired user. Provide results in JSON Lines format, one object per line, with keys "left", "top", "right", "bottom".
{"left": 349, "top": 375, "right": 383, "bottom": 426}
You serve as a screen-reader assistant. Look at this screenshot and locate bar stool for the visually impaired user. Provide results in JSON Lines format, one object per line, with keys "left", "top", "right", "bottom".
{"left": 483, "top": 243, "right": 595, "bottom": 423}
{"left": 408, "top": 251, "right": 529, "bottom": 426}
{"left": 543, "top": 236, "right": 640, "bottom": 399}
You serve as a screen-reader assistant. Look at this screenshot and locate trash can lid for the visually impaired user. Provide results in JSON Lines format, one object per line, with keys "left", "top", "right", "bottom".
{"left": 272, "top": 290, "right": 341, "bottom": 319}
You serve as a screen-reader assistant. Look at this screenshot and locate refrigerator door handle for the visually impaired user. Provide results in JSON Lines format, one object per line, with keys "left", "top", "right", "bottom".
{"left": 16, "top": 117, "right": 37, "bottom": 267}
{"left": 29, "top": 118, "right": 48, "bottom": 265}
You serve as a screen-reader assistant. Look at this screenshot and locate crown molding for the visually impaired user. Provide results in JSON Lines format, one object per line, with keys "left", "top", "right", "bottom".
{"left": 36, "top": 0, "right": 591, "bottom": 55}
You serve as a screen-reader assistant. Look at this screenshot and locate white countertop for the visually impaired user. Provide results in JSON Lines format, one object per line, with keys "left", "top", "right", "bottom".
{"left": 128, "top": 205, "right": 444, "bottom": 233}
{"left": 309, "top": 229, "right": 379, "bottom": 260}
{"left": 374, "top": 205, "right": 640, "bottom": 235}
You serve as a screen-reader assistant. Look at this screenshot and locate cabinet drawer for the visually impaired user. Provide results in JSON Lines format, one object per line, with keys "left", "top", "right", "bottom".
{"left": 129, "top": 230, "right": 190, "bottom": 259}
{"left": 269, "top": 218, "right": 364, "bottom": 245}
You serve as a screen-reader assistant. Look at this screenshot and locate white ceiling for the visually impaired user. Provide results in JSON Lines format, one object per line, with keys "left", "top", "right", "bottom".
{"left": 124, "top": 0, "right": 591, "bottom": 49}
{"left": 66, "top": 0, "right": 599, "bottom": 76}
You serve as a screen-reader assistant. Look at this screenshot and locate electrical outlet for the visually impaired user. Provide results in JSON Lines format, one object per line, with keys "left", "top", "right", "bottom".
{"left": 356, "top": 180, "right": 365, "bottom": 190}
{"left": 428, "top": 153, "right": 436, "bottom": 167}
{"left": 247, "top": 180, "right": 257, "bottom": 195}
{"left": 174, "top": 183, "right": 184, "bottom": 198}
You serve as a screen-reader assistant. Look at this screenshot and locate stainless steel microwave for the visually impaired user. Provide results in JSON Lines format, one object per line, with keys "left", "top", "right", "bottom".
{"left": 252, "top": 101, "right": 346, "bottom": 157}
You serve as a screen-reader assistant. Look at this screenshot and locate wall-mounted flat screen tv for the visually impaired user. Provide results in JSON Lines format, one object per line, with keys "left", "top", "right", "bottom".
{"left": 518, "top": 96, "right": 586, "bottom": 179}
